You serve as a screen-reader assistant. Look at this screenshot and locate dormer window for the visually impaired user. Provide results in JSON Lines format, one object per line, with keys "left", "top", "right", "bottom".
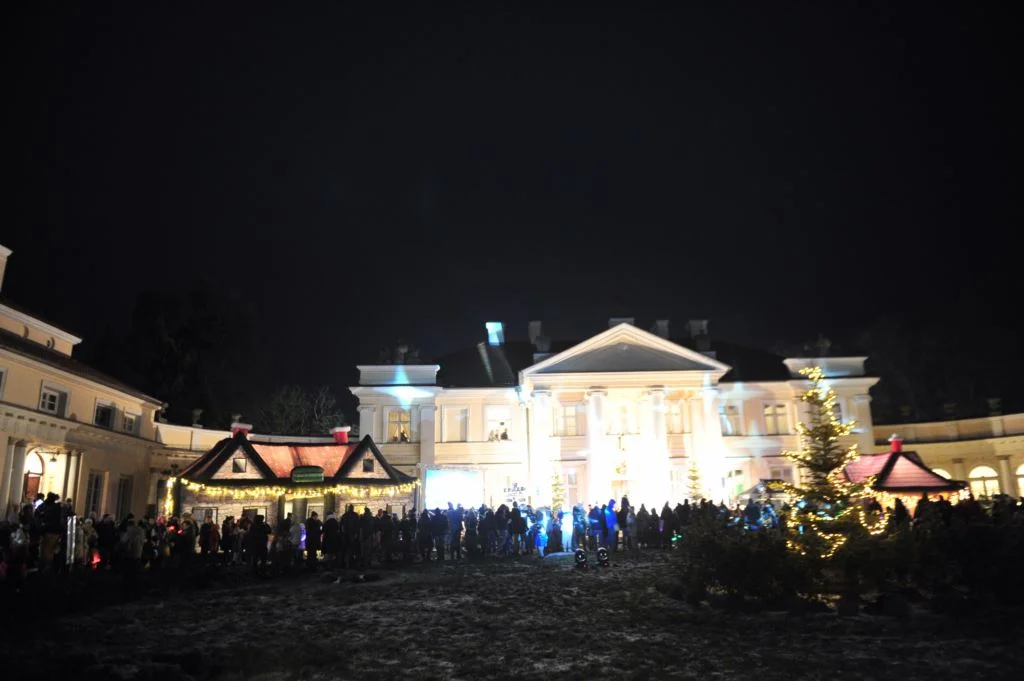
{"left": 362, "top": 458, "right": 375, "bottom": 473}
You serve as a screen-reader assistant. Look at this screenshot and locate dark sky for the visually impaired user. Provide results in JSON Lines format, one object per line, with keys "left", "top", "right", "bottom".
{"left": 2, "top": 3, "right": 1019, "bottom": 406}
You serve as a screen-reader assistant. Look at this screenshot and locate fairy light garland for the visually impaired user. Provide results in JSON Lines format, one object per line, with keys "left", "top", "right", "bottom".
{"left": 160, "top": 475, "right": 418, "bottom": 518}
{"left": 176, "top": 478, "right": 419, "bottom": 500}
{"left": 782, "top": 366, "right": 886, "bottom": 561}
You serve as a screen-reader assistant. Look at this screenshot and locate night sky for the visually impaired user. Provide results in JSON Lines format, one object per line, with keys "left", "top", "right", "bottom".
{"left": 2, "top": 3, "right": 1019, "bottom": 416}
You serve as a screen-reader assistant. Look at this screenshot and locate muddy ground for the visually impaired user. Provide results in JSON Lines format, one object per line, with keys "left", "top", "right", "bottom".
{"left": 3, "top": 553, "right": 1021, "bottom": 680}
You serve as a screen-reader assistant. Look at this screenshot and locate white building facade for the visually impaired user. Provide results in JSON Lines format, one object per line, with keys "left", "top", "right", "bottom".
{"left": 351, "top": 320, "right": 879, "bottom": 511}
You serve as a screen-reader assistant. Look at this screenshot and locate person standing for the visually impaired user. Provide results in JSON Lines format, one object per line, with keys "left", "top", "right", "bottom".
{"left": 305, "top": 511, "right": 323, "bottom": 569}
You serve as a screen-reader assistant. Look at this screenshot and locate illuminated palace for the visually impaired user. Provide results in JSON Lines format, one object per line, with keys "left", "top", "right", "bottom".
{"left": 353, "top": 319, "right": 884, "bottom": 511}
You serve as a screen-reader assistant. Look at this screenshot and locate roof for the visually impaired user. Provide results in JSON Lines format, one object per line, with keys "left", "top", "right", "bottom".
{"left": 432, "top": 332, "right": 791, "bottom": 387}
{"left": 844, "top": 449, "right": 966, "bottom": 492}
{"left": 0, "top": 326, "right": 162, "bottom": 405}
{"left": 177, "top": 433, "right": 416, "bottom": 487}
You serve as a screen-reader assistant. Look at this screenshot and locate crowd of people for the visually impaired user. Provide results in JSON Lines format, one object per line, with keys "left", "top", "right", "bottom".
{"left": 2, "top": 489, "right": 1023, "bottom": 591}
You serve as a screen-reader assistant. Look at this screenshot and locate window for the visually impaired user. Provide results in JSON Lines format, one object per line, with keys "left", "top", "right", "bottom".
{"left": 0, "top": 367, "right": 7, "bottom": 400}
{"left": 362, "top": 458, "right": 375, "bottom": 473}
{"left": 123, "top": 412, "right": 139, "bottom": 435}
{"left": 833, "top": 400, "right": 844, "bottom": 423}
{"left": 769, "top": 465, "right": 795, "bottom": 484}
{"left": 931, "top": 468, "right": 951, "bottom": 480}
{"left": 232, "top": 458, "right": 247, "bottom": 473}
{"left": 968, "top": 466, "right": 1000, "bottom": 499}
{"left": 1017, "top": 464, "right": 1024, "bottom": 500}
{"left": 726, "top": 468, "right": 745, "bottom": 496}
{"left": 84, "top": 471, "right": 104, "bottom": 516}
{"left": 553, "top": 404, "right": 585, "bottom": 436}
{"left": 763, "top": 403, "right": 788, "bottom": 435}
{"left": 192, "top": 507, "right": 217, "bottom": 524}
{"left": 95, "top": 402, "right": 115, "bottom": 429}
{"left": 115, "top": 475, "right": 133, "bottom": 519}
{"left": 39, "top": 386, "right": 69, "bottom": 416}
{"left": 668, "top": 401, "right": 686, "bottom": 433}
{"left": 387, "top": 409, "right": 413, "bottom": 442}
{"left": 442, "top": 407, "right": 468, "bottom": 442}
{"left": 485, "top": 405, "right": 513, "bottom": 441}
{"left": 719, "top": 404, "right": 741, "bottom": 435}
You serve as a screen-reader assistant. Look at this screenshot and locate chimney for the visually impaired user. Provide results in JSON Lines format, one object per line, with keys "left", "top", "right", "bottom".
{"left": 987, "top": 397, "right": 1002, "bottom": 417}
{"left": 0, "top": 244, "right": 11, "bottom": 293}
{"left": 485, "top": 321, "right": 505, "bottom": 346}
{"left": 191, "top": 408, "right": 203, "bottom": 428}
{"left": 609, "top": 317, "right": 634, "bottom": 328}
{"left": 528, "top": 321, "right": 542, "bottom": 346}
{"left": 231, "top": 422, "right": 252, "bottom": 438}
{"left": 687, "top": 319, "right": 711, "bottom": 353}
{"left": 888, "top": 433, "right": 903, "bottom": 453}
{"left": 331, "top": 426, "right": 351, "bottom": 444}
{"left": 651, "top": 319, "right": 669, "bottom": 340}
{"left": 394, "top": 344, "right": 411, "bottom": 364}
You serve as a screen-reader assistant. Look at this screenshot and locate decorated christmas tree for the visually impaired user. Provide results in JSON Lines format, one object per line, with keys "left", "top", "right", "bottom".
{"left": 686, "top": 457, "right": 704, "bottom": 502}
{"left": 783, "top": 367, "right": 885, "bottom": 561}
{"left": 551, "top": 472, "right": 566, "bottom": 511}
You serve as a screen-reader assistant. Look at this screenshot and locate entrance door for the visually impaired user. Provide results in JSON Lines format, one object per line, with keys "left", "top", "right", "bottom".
{"left": 23, "top": 474, "right": 41, "bottom": 502}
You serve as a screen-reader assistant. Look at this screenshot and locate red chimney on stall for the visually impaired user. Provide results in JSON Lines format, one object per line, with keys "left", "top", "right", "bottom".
{"left": 331, "top": 426, "right": 351, "bottom": 444}
{"left": 231, "top": 422, "right": 253, "bottom": 438}
{"left": 888, "top": 433, "right": 904, "bottom": 453}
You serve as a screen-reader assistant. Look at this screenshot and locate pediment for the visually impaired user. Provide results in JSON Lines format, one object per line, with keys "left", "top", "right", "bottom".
{"left": 523, "top": 323, "right": 731, "bottom": 376}
{"left": 210, "top": 446, "right": 269, "bottom": 481}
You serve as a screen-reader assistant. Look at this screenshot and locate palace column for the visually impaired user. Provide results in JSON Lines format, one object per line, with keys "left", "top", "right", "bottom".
{"left": 357, "top": 405, "right": 378, "bottom": 442}
{"left": 645, "top": 387, "right": 671, "bottom": 508}
{"left": 416, "top": 405, "right": 436, "bottom": 511}
{"left": 6, "top": 441, "right": 28, "bottom": 513}
{"left": 951, "top": 457, "right": 966, "bottom": 482}
{"left": 585, "top": 389, "right": 607, "bottom": 504}
{"left": 700, "top": 387, "right": 727, "bottom": 502}
{"left": 997, "top": 455, "right": 1016, "bottom": 498}
{"left": 0, "top": 437, "right": 15, "bottom": 516}
{"left": 529, "top": 391, "right": 554, "bottom": 506}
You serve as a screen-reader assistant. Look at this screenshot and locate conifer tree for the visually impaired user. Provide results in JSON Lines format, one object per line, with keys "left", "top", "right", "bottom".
{"left": 687, "top": 457, "right": 704, "bottom": 502}
{"left": 783, "top": 367, "right": 885, "bottom": 560}
{"left": 551, "top": 472, "right": 566, "bottom": 510}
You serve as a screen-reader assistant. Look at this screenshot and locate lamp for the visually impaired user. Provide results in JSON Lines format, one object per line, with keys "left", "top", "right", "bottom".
{"left": 49, "top": 452, "right": 58, "bottom": 464}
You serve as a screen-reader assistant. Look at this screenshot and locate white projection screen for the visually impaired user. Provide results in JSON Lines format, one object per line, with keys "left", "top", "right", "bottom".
{"left": 424, "top": 469, "right": 484, "bottom": 510}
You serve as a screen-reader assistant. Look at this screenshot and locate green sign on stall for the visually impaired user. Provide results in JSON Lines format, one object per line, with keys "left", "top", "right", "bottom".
{"left": 291, "top": 466, "right": 325, "bottom": 484}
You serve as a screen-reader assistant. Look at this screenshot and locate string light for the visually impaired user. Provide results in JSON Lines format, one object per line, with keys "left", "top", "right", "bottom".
{"left": 174, "top": 477, "right": 419, "bottom": 501}
{"left": 781, "top": 366, "right": 885, "bottom": 560}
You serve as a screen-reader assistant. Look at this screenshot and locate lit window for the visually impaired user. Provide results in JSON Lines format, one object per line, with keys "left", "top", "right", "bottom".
{"left": 1017, "top": 464, "right": 1024, "bottom": 501}
{"left": 388, "top": 409, "right": 413, "bottom": 442}
{"left": 95, "top": 403, "right": 115, "bottom": 429}
{"left": 763, "top": 403, "right": 788, "bottom": 435}
{"left": 968, "top": 466, "right": 1000, "bottom": 499}
{"left": 39, "top": 386, "right": 68, "bottom": 416}
{"left": 719, "top": 404, "right": 741, "bottom": 435}
{"left": 363, "top": 458, "right": 375, "bottom": 473}
{"left": 123, "top": 413, "right": 139, "bottom": 435}
{"left": 485, "top": 405, "right": 512, "bottom": 441}
{"left": 553, "top": 404, "right": 585, "bottom": 436}
{"left": 232, "top": 458, "right": 247, "bottom": 473}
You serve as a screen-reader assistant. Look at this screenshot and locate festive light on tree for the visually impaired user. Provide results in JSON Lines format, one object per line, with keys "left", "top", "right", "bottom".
{"left": 686, "top": 457, "right": 704, "bottom": 502}
{"left": 782, "top": 367, "right": 886, "bottom": 561}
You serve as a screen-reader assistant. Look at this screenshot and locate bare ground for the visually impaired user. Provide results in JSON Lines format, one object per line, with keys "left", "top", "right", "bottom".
{"left": 5, "top": 553, "right": 1021, "bottom": 680}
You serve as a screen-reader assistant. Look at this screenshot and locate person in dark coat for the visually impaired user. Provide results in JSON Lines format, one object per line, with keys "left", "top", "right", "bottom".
{"left": 305, "top": 511, "right": 323, "bottom": 568}
{"left": 322, "top": 512, "right": 340, "bottom": 566}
